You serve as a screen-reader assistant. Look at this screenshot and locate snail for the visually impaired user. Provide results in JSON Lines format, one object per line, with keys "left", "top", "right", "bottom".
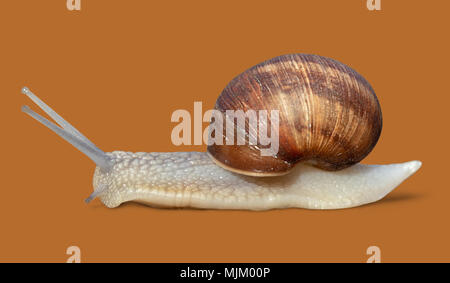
{"left": 21, "top": 54, "right": 421, "bottom": 210}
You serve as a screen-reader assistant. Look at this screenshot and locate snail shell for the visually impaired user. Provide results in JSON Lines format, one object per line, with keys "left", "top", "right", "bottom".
{"left": 208, "top": 54, "right": 383, "bottom": 176}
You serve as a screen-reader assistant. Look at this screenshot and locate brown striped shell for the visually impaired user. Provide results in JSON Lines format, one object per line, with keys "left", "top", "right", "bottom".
{"left": 207, "top": 54, "right": 382, "bottom": 176}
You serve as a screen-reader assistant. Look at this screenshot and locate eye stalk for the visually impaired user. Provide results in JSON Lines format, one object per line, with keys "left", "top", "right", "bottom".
{"left": 21, "top": 87, "right": 112, "bottom": 171}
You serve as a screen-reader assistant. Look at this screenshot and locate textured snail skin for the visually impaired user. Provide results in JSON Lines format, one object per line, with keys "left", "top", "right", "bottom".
{"left": 94, "top": 151, "right": 421, "bottom": 210}
{"left": 208, "top": 54, "right": 383, "bottom": 176}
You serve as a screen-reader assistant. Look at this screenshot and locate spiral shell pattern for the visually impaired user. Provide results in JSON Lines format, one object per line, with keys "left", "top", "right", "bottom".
{"left": 207, "top": 54, "right": 382, "bottom": 176}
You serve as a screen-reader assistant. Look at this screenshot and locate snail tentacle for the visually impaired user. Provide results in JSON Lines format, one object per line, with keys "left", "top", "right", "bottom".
{"left": 21, "top": 88, "right": 111, "bottom": 171}
{"left": 21, "top": 87, "right": 102, "bottom": 152}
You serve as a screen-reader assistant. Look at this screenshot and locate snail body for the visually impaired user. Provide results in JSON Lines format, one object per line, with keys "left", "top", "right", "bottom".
{"left": 93, "top": 151, "right": 420, "bottom": 210}
{"left": 21, "top": 54, "right": 421, "bottom": 210}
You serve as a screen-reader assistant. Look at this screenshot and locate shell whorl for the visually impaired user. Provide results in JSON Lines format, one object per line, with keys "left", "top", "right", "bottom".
{"left": 207, "top": 54, "right": 382, "bottom": 176}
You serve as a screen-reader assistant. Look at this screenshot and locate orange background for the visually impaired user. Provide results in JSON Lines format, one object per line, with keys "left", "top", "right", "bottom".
{"left": 0, "top": 0, "right": 448, "bottom": 262}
